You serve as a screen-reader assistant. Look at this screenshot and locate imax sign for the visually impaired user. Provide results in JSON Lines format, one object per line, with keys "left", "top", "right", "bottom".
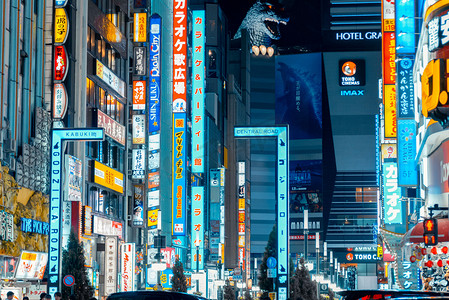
{"left": 341, "top": 90, "right": 364, "bottom": 96}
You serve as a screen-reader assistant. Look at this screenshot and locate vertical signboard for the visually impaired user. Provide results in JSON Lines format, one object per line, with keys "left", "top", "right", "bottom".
{"left": 105, "top": 237, "right": 117, "bottom": 295}
{"left": 48, "top": 129, "right": 104, "bottom": 296}
{"left": 149, "top": 14, "right": 161, "bottom": 133}
{"left": 132, "top": 81, "right": 146, "bottom": 111}
{"left": 172, "top": 114, "right": 186, "bottom": 235}
{"left": 54, "top": 8, "right": 69, "bottom": 44}
{"left": 133, "top": 46, "right": 146, "bottom": 76}
{"left": 133, "top": 13, "right": 147, "bottom": 43}
{"left": 132, "top": 115, "right": 146, "bottom": 144}
{"left": 384, "top": 85, "right": 397, "bottom": 138}
{"left": 382, "top": 162, "right": 402, "bottom": 224}
{"left": 132, "top": 149, "right": 145, "bottom": 179}
{"left": 191, "top": 186, "right": 204, "bottom": 270}
{"left": 234, "top": 127, "right": 289, "bottom": 300}
{"left": 172, "top": 0, "right": 187, "bottom": 113}
{"left": 237, "top": 162, "right": 246, "bottom": 269}
{"left": 397, "top": 119, "right": 417, "bottom": 186}
{"left": 396, "top": 56, "right": 415, "bottom": 118}
{"left": 192, "top": 10, "right": 205, "bottom": 173}
{"left": 65, "top": 155, "right": 82, "bottom": 201}
{"left": 120, "top": 243, "right": 135, "bottom": 292}
{"left": 132, "top": 185, "right": 144, "bottom": 227}
{"left": 395, "top": 0, "right": 415, "bottom": 54}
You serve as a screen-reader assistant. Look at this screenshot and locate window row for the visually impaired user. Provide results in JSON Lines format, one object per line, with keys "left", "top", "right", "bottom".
{"left": 87, "top": 26, "right": 126, "bottom": 80}
{"left": 86, "top": 140, "right": 125, "bottom": 173}
{"left": 86, "top": 77, "right": 125, "bottom": 125}
{"left": 88, "top": 186, "right": 124, "bottom": 220}
{"left": 91, "top": 0, "right": 126, "bottom": 33}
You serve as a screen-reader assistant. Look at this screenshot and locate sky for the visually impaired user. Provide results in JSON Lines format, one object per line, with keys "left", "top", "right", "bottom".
{"left": 219, "top": 0, "right": 322, "bottom": 51}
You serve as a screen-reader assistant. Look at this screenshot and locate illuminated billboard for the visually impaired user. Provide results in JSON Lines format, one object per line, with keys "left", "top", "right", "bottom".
{"left": 275, "top": 53, "right": 322, "bottom": 139}
{"left": 191, "top": 186, "right": 204, "bottom": 270}
{"left": 395, "top": 0, "right": 415, "bottom": 54}
{"left": 132, "top": 81, "right": 146, "bottom": 111}
{"left": 382, "top": 162, "right": 403, "bottom": 224}
{"left": 384, "top": 85, "right": 397, "bottom": 138}
{"left": 149, "top": 14, "right": 161, "bottom": 133}
{"left": 396, "top": 56, "right": 415, "bottom": 118}
{"left": 133, "top": 13, "right": 147, "bottom": 43}
{"left": 397, "top": 119, "right": 417, "bottom": 186}
{"left": 172, "top": 114, "right": 186, "bottom": 235}
{"left": 172, "top": 0, "right": 187, "bottom": 112}
{"left": 192, "top": 10, "right": 205, "bottom": 173}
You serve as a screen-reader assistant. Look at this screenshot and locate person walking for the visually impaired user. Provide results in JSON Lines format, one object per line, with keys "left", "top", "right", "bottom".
{"left": 6, "top": 292, "right": 14, "bottom": 300}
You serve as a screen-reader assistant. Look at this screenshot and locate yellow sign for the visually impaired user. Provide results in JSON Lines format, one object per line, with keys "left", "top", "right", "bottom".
{"left": 377, "top": 245, "right": 383, "bottom": 258}
{"left": 384, "top": 84, "right": 397, "bottom": 138}
{"left": 422, "top": 59, "right": 448, "bottom": 117}
{"left": 148, "top": 209, "right": 158, "bottom": 228}
{"left": 54, "top": 8, "right": 69, "bottom": 44}
{"left": 238, "top": 198, "right": 245, "bottom": 210}
{"left": 93, "top": 161, "right": 124, "bottom": 193}
{"left": 269, "top": 292, "right": 276, "bottom": 300}
{"left": 134, "top": 13, "right": 147, "bottom": 42}
{"left": 238, "top": 235, "right": 245, "bottom": 247}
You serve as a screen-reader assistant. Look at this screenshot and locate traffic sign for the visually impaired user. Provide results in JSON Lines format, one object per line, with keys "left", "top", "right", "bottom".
{"left": 267, "top": 257, "right": 277, "bottom": 269}
{"left": 267, "top": 268, "right": 277, "bottom": 278}
{"left": 234, "top": 267, "right": 241, "bottom": 275}
{"left": 63, "top": 275, "right": 75, "bottom": 287}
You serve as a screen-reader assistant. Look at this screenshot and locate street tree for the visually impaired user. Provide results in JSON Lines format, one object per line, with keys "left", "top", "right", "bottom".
{"left": 258, "top": 225, "right": 277, "bottom": 292}
{"left": 290, "top": 258, "right": 318, "bottom": 300}
{"left": 224, "top": 280, "right": 236, "bottom": 300}
{"left": 171, "top": 258, "right": 187, "bottom": 292}
{"left": 62, "top": 231, "right": 94, "bottom": 300}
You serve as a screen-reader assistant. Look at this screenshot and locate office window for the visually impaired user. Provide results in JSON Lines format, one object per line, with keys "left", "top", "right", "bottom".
{"left": 98, "top": 87, "right": 106, "bottom": 112}
{"left": 107, "top": 94, "right": 117, "bottom": 119}
{"left": 117, "top": 101, "right": 124, "bottom": 125}
{"left": 86, "top": 78, "right": 95, "bottom": 107}
{"left": 356, "top": 187, "right": 378, "bottom": 203}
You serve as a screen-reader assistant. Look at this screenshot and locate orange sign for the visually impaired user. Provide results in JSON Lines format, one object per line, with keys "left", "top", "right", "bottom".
{"left": 133, "top": 80, "right": 146, "bottom": 110}
{"left": 238, "top": 211, "right": 245, "bottom": 223}
{"left": 238, "top": 198, "right": 245, "bottom": 210}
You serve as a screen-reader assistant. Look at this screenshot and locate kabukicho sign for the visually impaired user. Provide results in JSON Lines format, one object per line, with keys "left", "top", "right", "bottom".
{"left": 54, "top": 8, "right": 69, "bottom": 44}
{"left": 53, "top": 83, "right": 68, "bottom": 119}
{"left": 54, "top": 45, "right": 68, "bottom": 81}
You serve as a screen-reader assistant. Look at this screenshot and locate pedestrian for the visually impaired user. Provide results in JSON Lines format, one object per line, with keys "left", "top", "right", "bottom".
{"left": 45, "top": 294, "right": 52, "bottom": 300}
{"left": 6, "top": 292, "right": 14, "bottom": 300}
{"left": 40, "top": 293, "right": 47, "bottom": 300}
{"left": 54, "top": 292, "right": 62, "bottom": 300}
{"left": 23, "top": 297, "right": 29, "bottom": 300}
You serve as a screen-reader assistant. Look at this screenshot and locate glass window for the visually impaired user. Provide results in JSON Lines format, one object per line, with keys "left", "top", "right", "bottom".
{"left": 99, "top": 87, "right": 106, "bottom": 112}
{"left": 117, "top": 101, "right": 124, "bottom": 125}
{"left": 86, "top": 78, "right": 95, "bottom": 107}
{"left": 107, "top": 94, "right": 116, "bottom": 119}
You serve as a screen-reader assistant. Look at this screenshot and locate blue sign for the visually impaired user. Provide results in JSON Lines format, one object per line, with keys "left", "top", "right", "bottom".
{"left": 267, "top": 257, "right": 277, "bottom": 269}
{"left": 191, "top": 10, "right": 205, "bottom": 173}
{"left": 149, "top": 14, "right": 161, "bottom": 133}
{"left": 21, "top": 218, "right": 49, "bottom": 235}
{"left": 234, "top": 126, "right": 289, "bottom": 300}
{"left": 382, "top": 162, "right": 403, "bottom": 224}
{"left": 55, "top": 0, "right": 68, "bottom": 7}
{"left": 63, "top": 275, "right": 75, "bottom": 287}
{"left": 160, "top": 269, "right": 173, "bottom": 290}
{"left": 397, "top": 119, "right": 418, "bottom": 186}
{"left": 191, "top": 186, "right": 205, "bottom": 270}
{"left": 397, "top": 56, "right": 415, "bottom": 118}
{"left": 48, "top": 128, "right": 104, "bottom": 296}
{"left": 395, "top": 0, "right": 415, "bottom": 54}
{"left": 172, "top": 114, "right": 186, "bottom": 236}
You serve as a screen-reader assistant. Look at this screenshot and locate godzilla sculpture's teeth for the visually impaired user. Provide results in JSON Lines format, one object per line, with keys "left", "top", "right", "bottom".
{"left": 260, "top": 45, "right": 267, "bottom": 55}
{"left": 280, "top": 21, "right": 287, "bottom": 25}
{"left": 252, "top": 46, "right": 260, "bottom": 56}
{"left": 265, "top": 18, "right": 280, "bottom": 24}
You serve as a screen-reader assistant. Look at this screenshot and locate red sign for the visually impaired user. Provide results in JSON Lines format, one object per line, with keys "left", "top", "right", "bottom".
{"left": 132, "top": 80, "right": 146, "bottom": 110}
{"left": 172, "top": 0, "right": 187, "bottom": 112}
{"left": 238, "top": 223, "right": 245, "bottom": 234}
{"left": 54, "top": 45, "right": 68, "bottom": 81}
{"left": 382, "top": 32, "right": 396, "bottom": 85}
{"left": 238, "top": 211, "right": 245, "bottom": 223}
{"left": 97, "top": 109, "right": 126, "bottom": 145}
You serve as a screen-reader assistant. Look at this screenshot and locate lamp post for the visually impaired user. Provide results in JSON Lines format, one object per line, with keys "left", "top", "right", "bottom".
{"left": 304, "top": 209, "right": 309, "bottom": 261}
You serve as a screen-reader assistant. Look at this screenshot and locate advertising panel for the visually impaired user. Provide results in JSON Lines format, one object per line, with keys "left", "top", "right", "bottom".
{"left": 80, "top": 237, "right": 92, "bottom": 267}
{"left": 54, "top": 46, "right": 68, "bottom": 82}
{"left": 382, "top": 162, "right": 402, "bottom": 224}
{"left": 14, "top": 251, "right": 47, "bottom": 280}
{"left": 132, "top": 149, "right": 145, "bottom": 179}
{"left": 161, "top": 248, "right": 176, "bottom": 268}
{"left": 395, "top": 0, "right": 415, "bottom": 54}
{"left": 149, "top": 133, "right": 160, "bottom": 151}
{"left": 339, "top": 59, "right": 365, "bottom": 86}
{"left": 82, "top": 206, "right": 92, "bottom": 236}
{"left": 133, "top": 13, "right": 147, "bottom": 43}
{"left": 148, "top": 208, "right": 158, "bottom": 229}
{"left": 289, "top": 160, "right": 323, "bottom": 214}
{"left": 132, "top": 81, "right": 146, "bottom": 111}
{"left": 54, "top": 8, "right": 69, "bottom": 44}
{"left": 396, "top": 56, "right": 415, "bottom": 118}
{"left": 384, "top": 85, "right": 397, "bottom": 138}
{"left": 427, "top": 10, "right": 449, "bottom": 52}
{"left": 149, "top": 14, "right": 161, "bottom": 133}
{"left": 132, "top": 185, "right": 144, "bottom": 227}
{"left": 53, "top": 83, "right": 68, "bottom": 119}
{"left": 381, "top": 143, "right": 397, "bottom": 160}
{"left": 93, "top": 161, "right": 124, "bottom": 194}
{"left": 96, "top": 60, "right": 126, "bottom": 97}
{"left": 382, "top": 32, "right": 396, "bottom": 85}
{"left": 192, "top": 10, "right": 205, "bottom": 173}
{"left": 120, "top": 243, "right": 135, "bottom": 292}
{"left": 172, "top": 114, "right": 186, "bottom": 235}
{"left": 132, "top": 115, "right": 145, "bottom": 144}
{"left": 93, "top": 215, "right": 123, "bottom": 238}
{"left": 133, "top": 46, "right": 146, "bottom": 76}
{"left": 172, "top": 0, "right": 187, "bottom": 112}
{"left": 397, "top": 119, "right": 417, "bottom": 186}
{"left": 66, "top": 155, "right": 82, "bottom": 201}
{"left": 104, "top": 237, "right": 117, "bottom": 295}
{"left": 191, "top": 186, "right": 204, "bottom": 270}
{"left": 275, "top": 53, "right": 322, "bottom": 139}
{"left": 0, "top": 210, "right": 13, "bottom": 242}
{"left": 427, "top": 140, "right": 449, "bottom": 205}
{"left": 148, "top": 171, "right": 160, "bottom": 190}
{"left": 97, "top": 109, "right": 126, "bottom": 145}
{"left": 21, "top": 218, "right": 49, "bottom": 235}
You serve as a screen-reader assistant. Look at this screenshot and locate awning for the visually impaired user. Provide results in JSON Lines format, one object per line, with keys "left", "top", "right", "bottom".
{"left": 404, "top": 218, "right": 449, "bottom": 244}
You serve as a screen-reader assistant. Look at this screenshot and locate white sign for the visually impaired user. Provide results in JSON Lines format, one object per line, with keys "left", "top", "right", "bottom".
{"left": 96, "top": 60, "right": 125, "bottom": 97}
{"left": 66, "top": 155, "right": 82, "bottom": 201}
{"left": 14, "top": 251, "right": 48, "bottom": 280}
{"left": 120, "top": 243, "right": 135, "bottom": 292}
{"left": 149, "top": 134, "right": 160, "bottom": 151}
{"left": 53, "top": 83, "right": 68, "bottom": 119}
{"left": 132, "top": 115, "right": 145, "bottom": 144}
{"left": 132, "top": 149, "right": 145, "bottom": 179}
{"left": 93, "top": 216, "right": 122, "bottom": 238}
{"left": 104, "top": 237, "right": 117, "bottom": 295}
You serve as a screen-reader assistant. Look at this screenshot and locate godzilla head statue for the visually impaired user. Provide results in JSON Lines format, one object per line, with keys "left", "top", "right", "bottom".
{"left": 234, "top": 1, "right": 289, "bottom": 54}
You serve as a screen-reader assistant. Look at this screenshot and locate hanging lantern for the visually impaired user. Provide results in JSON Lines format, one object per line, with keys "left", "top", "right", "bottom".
{"left": 410, "top": 255, "right": 417, "bottom": 263}
{"left": 416, "top": 252, "right": 423, "bottom": 260}
{"left": 438, "top": 260, "right": 443, "bottom": 267}
{"left": 431, "top": 247, "right": 438, "bottom": 255}
{"left": 426, "top": 260, "right": 434, "bottom": 268}
{"left": 442, "top": 246, "right": 448, "bottom": 254}
{"left": 422, "top": 248, "right": 427, "bottom": 255}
